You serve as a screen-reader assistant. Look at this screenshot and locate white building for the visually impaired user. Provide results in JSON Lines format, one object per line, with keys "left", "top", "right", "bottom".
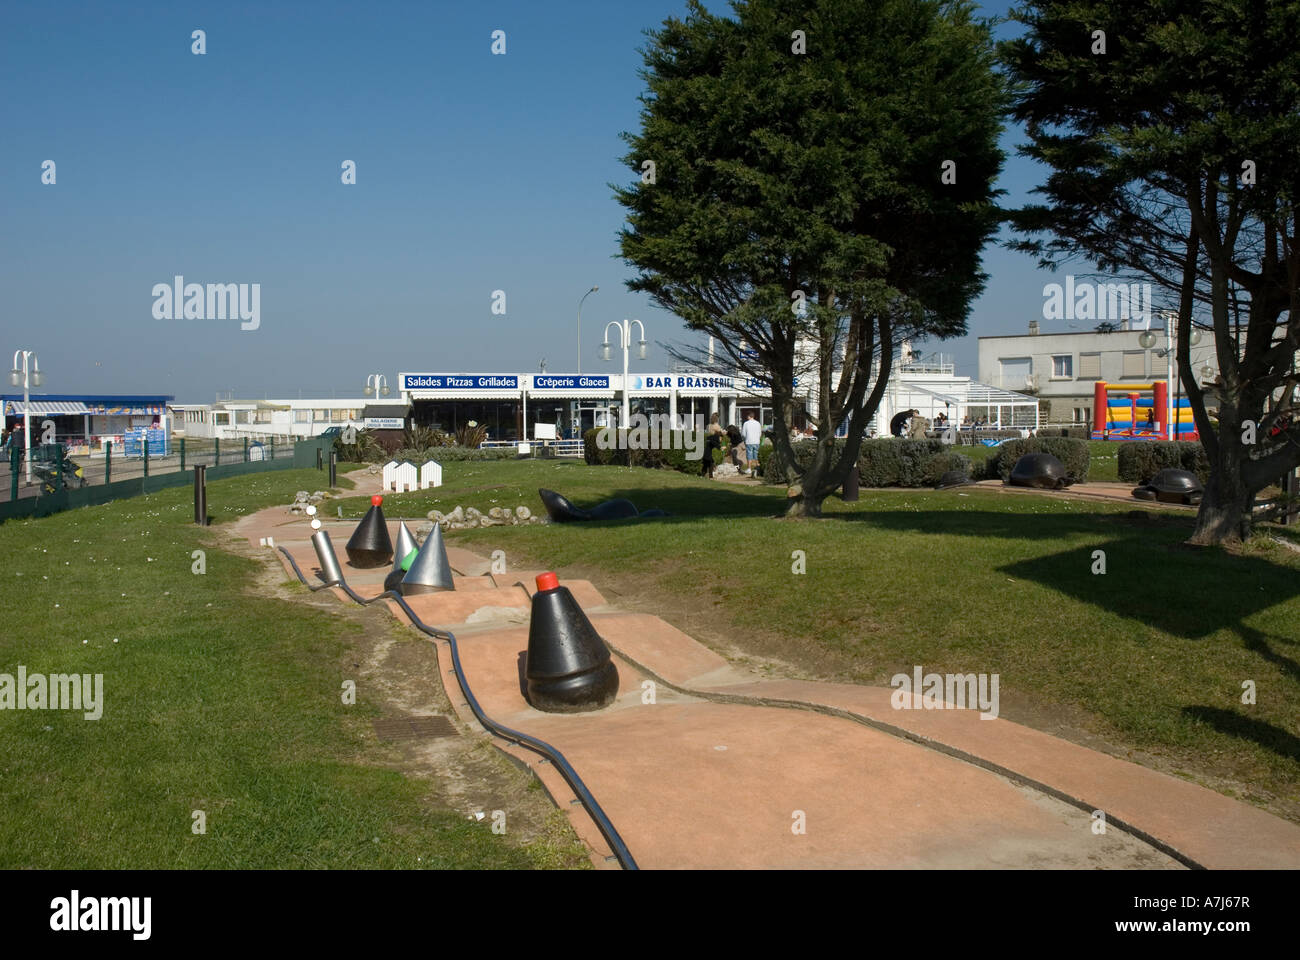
{"left": 978, "top": 320, "right": 1219, "bottom": 425}
{"left": 168, "top": 398, "right": 387, "bottom": 440}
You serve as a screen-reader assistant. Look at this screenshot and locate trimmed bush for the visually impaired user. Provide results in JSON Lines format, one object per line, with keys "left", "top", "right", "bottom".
{"left": 762, "top": 437, "right": 969, "bottom": 488}
{"left": 1117, "top": 441, "right": 1210, "bottom": 485}
{"left": 987, "top": 437, "right": 1090, "bottom": 484}
{"left": 392, "top": 445, "right": 516, "bottom": 462}
{"left": 582, "top": 427, "right": 721, "bottom": 474}
{"left": 856, "top": 439, "right": 949, "bottom": 487}
{"left": 921, "top": 451, "right": 973, "bottom": 486}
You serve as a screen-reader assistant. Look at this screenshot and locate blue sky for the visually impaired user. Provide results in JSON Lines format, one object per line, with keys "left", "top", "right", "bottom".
{"left": 1, "top": 0, "right": 1066, "bottom": 402}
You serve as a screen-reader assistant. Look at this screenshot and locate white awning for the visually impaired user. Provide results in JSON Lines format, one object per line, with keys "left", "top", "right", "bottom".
{"left": 3, "top": 401, "right": 91, "bottom": 416}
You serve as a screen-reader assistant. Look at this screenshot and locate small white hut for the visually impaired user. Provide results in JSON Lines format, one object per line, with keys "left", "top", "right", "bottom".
{"left": 419, "top": 460, "right": 443, "bottom": 489}
{"left": 392, "top": 461, "right": 419, "bottom": 493}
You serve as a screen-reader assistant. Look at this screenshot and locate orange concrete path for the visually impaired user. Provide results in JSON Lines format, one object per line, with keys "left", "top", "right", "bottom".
{"left": 233, "top": 482, "right": 1300, "bottom": 870}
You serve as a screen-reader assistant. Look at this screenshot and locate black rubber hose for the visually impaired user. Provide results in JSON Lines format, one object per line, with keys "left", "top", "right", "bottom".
{"left": 276, "top": 545, "right": 638, "bottom": 870}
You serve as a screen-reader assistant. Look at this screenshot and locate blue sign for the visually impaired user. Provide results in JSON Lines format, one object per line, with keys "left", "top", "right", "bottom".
{"left": 532, "top": 375, "right": 610, "bottom": 390}
{"left": 401, "top": 374, "right": 519, "bottom": 390}
{"left": 123, "top": 428, "right": 168, "bottom": 458}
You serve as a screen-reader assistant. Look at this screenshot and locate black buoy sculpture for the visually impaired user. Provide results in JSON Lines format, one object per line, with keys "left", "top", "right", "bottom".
{"left": 400, "top": 521, "right": 454, "bottom": 595}
{"left": 346, "top": 494, "right": 393, "bottom": 568}
{"left": 525, "top": 572, "right": 619, "bottom": 713}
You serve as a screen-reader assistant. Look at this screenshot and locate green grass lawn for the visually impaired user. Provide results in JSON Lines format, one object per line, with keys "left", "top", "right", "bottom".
{"left": 338, "top": 458, "right": 1300, "bottom": 817}
{"left": 0, "top": 466, "right": 587, "bottom": 868}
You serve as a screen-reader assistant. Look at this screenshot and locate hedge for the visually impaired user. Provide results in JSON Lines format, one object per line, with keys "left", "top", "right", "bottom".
{"left": 1117, "top": 441, "right": 1210, "bottom": 485}
{"left": 985, "top": 437, "right": 1091, "bottom": 484}
{"left": 761, "top": 437, "right": 972, "bottom": 488}
{"left": 582, "top": 428, "right": 722, "bottom": 474}
{"left": 392, "top": 445, "right": 517, "bottom": 462}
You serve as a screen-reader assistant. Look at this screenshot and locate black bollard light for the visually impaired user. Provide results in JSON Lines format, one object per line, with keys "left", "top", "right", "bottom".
{"left": 524, "top": 572, "right": 619, "bottom": 713}
{"left": 328, "top": 451, "right": 337, "bottom": 487}
{"left": 193, "top": 464, "right": 207, "bottom": 525}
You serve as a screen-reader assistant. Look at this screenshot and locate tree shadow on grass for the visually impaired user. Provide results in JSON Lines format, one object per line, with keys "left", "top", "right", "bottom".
{"left": 833, "top": 507, "right": 1300, "bottom": 647}
{"left": 537, "top": 483, "right": 783, "bottom": 522}
{"left": 1181, "top": 706, "right": 1300, "bottom": 766}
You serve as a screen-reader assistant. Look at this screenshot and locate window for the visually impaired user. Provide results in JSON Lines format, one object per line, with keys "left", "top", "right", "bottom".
{"left": 313, "top": 409, "right": 329, "bottom": 421}
{"left": 999, "top": 357, "right": 1032, "bottom": 390}
{"left": 294, "top": 410, "right": 312, "bottom": 423}
{"left": 1122, "top": 351, "right": 1146, "bottom": 379}
{"left": 254, "top": 409, "right": 272, "bottom": 424}
{"left": 1051, "top": 355, "right": 1073, "bottom": 378}
{"left": 213, "top": 412, "right": 230, "bottom": 425}
{"left": 1078, "top": 353, "right": 1101, "bottom": 379}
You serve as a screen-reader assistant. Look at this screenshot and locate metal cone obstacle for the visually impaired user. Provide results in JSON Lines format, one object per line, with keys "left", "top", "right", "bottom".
{"left": 311, "top": 529, "right": 345, "bottom": 586}
{"left": 399, "top": 522, "right": 454, "bottom": 595}
{"left": 524, "top": 572, "right": 619, "bottom": 712}
{"left": 392, "top": 521, "right": 417, "bottom": 572}
{"left": 345, "top": 495, "right": 393, "bottom": 568}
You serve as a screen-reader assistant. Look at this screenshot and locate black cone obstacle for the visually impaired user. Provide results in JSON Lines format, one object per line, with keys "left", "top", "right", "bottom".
{"left": 346, "top": 494, "right": 393, "bottom": 568}
{"left": 1008, "top": 453, "right": 1069, "bottom": 490}
{"left": 525, "top": 572, "right": 619, "bottom": 713}
{"left": 400, "top": 521, "right": 454, "bottom": 595}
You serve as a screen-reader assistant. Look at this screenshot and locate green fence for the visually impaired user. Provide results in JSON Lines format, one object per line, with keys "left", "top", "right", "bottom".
{"left": 0, "top": 435, "right": 336, "bottom": 523}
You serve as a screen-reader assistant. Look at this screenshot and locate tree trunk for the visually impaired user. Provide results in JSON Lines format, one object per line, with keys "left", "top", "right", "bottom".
{"left": 1189, "top": 438, "right": 1255, "bottom": 546}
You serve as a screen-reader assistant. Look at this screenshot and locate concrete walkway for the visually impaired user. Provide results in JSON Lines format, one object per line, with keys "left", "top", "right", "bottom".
{"left": 234, "top": 480, "right": 1300, "bottom": 870}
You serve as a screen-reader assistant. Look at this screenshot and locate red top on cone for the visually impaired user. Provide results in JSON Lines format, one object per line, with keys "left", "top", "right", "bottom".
{"left": 371, "top": 494, "right": 383, "bottom": 506}
{"left": 535, "top": 572, "right": 559, "bottom": 592}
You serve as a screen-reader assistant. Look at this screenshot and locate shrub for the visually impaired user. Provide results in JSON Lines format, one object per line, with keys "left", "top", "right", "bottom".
{"left": 762, "top": 438, "right": 965, "bottom": 488}
{"left": 856, "top": 438, "right": 949, "bottom": 487}
{"left": 921, "top": 451, "right": 974, "bottom": 486}
{"left": 987, "top": 437, "right": 1090, "bottom": 484}
{"left": 393, "top": 445, "right": 515, "bottom": 462}
{"left": 334, "top": 428, "right": 385, "bottom": 463}
{"left": 1117, "top": 441, "right": 1210, "bottom": 485}
{"left": 582, "top": 427, "right": 720, "bottom": 473}
{"left": 455, "top": 421, "right": 489, "bottom": 449}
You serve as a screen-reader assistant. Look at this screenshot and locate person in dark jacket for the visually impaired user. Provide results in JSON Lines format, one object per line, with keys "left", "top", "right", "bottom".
{"left": 890, "top": 409, "right": 918, "bottom": 437}
{"left": 703, "top": 413, "right": 724, "bottom": 477}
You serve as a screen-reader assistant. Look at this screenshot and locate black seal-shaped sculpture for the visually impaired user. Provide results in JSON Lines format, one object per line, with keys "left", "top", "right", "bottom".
{"left": 538, "top": 488, "right": 663, "bottom": 522}
{"left": 1008, "top": 453, "right": 1070, "bottom": 490}
{"left": 525, "top": 572, "right": 619, "bottom": 712}
{"left": 1132, "top": 468, "right": 1203, "bottom": 505}
{"left": 934, "top": 469, "right": 974, "bottom": 490}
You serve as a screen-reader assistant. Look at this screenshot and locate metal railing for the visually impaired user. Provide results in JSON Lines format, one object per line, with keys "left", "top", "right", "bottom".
{"left": 2, "top": 434, "right": 297, "bottom": 503}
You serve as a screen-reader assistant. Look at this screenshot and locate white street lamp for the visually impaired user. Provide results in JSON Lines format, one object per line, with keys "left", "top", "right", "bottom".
{"left": 363, "top": 373, "right": 390, "bottom": 397}
{"left": 601, "top": 318, "right": 647, "bottom": 427}
{"left": 577, "top": 286, "right": 598, "bottom": 374}
{"left": 9, "top": 349, "right": 43, "bottom": 485}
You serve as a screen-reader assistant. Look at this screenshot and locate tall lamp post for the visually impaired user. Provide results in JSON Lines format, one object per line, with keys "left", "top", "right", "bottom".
{"left": 601, "top": 319, "right": 647, "bottom": 428}
{"left": 1139, "top": 312, "right": 1200, "bottom": 440}
{"left": 577, "top": 285, "right": 598, "bottom": 374}
{"left": 363, "top": 374, "right": 390, "bottom": 398}
{"left": 9, "top": 349, "right": 44, "bottom": 485}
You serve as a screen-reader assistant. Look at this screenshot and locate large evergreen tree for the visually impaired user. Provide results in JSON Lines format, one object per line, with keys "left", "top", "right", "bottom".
{"left": 1003, "top": 0, "right": 1300, "bottom": 544}
{"left": 614, "top": 0, "right": 1005, "bottom": 516}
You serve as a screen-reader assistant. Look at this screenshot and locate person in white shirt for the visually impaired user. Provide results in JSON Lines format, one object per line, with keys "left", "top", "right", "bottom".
{"left": 741, "top": 413, "right": 763, "bottom": 476}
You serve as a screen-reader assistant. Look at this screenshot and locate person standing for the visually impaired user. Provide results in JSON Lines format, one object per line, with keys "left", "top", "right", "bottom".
{"left": 741, "top": 412, "right": 762, "bottom": 476}
{"left": 703, "top": 413, "right": 724, "bottom": 478}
